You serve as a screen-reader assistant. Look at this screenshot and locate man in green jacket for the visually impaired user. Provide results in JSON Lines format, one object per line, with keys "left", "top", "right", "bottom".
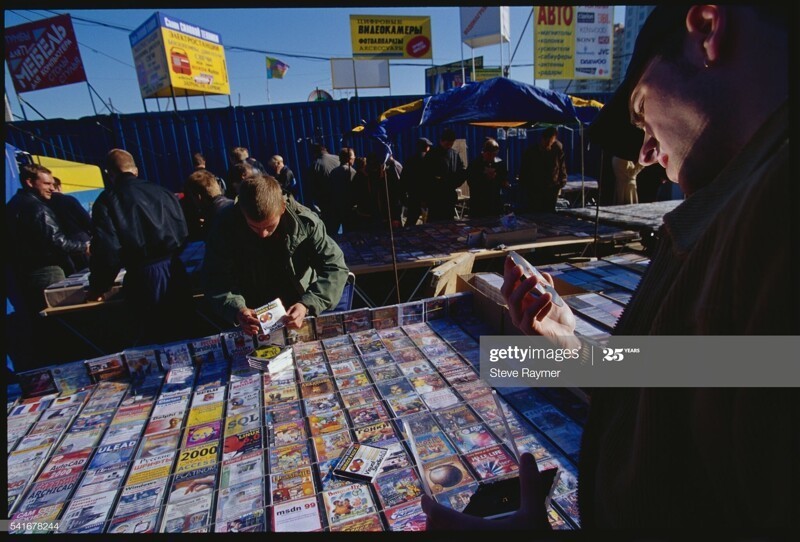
{"left": 203, "top": 174, "right": 349, "bottom": 334}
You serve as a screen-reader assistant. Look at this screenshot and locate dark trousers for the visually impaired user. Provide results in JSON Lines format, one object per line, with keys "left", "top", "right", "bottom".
{"left": 123, "top": 255, "right": 194, "bottom": 345}
{"left": 8, "top": 265, "right": 66, "bottom": 372}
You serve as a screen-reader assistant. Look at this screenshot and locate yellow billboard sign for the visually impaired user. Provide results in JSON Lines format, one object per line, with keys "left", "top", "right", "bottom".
{"left": 350, "top": 15, "right": 432, "bottom": 59}
{"left": 534, "top": 6, "right": 613, "bottom": 80}
{"left": 130, "top": 12, "right": 230, "bottom": 98}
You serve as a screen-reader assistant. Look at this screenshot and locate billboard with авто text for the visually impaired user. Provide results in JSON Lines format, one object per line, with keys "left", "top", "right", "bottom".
{"left": 534, "top": 6, "right": 613, "bottom": 80}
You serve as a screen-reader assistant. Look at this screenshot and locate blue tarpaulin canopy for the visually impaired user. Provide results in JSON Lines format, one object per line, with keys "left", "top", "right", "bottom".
{"left": 353, "top": 77, "right": 602, "bottom": 146}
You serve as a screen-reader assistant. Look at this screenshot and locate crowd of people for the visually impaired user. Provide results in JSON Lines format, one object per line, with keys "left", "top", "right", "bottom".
{"left": 5, "top": 4, "right": 795, "bottom": 534}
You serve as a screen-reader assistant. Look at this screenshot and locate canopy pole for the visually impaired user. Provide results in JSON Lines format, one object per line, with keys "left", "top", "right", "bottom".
{"left": 580, "top": 123, "right": 585, "bottom": 208}
{"left": 460, "top": 43, "right": 466, "bottom": 87}
{"left": 595, "top": 151, "right": 603, "bottom": 259}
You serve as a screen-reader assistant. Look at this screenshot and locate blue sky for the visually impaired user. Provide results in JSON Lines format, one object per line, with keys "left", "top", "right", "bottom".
{"left": 5, "top": 6, "right": 624, "bottom": 121}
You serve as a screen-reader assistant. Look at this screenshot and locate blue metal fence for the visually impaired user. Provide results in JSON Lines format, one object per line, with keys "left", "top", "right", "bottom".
{"left": 6, "top": 95, "right": 604, "bottom": 202}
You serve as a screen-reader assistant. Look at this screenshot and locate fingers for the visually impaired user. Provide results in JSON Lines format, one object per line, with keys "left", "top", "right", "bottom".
{"left": 514, "top": 452, "right": 551, "bottom": 529}
{"left": 421, "top": 494, "right": 497, "bottom": 531}
{"left": 501, "top": 258, "right": 524, "bottom": 302}
{"left": 517, "top": 453, "right": 541, "bottom": 515}
{"left": 519, "top": 290, "right": 552, "bottom": 329}
{"left": 541, "top": 271, "right": 556, "bottom": 287}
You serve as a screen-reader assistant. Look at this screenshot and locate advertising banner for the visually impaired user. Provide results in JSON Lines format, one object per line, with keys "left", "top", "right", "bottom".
{"left": 425, "top": 58, "right": 482, "bottom": 95}
{"left": 130, "top": 12, "right": 230, "bottom": 99}
{"left": 5, "top": 14, "right": 87, "bottom": 94}
{"left": 534, "top": 6, "right": 613, "bottom": 80}
{"left": 459, "top": 7, "right": 510, "bottom": 49}
{"left": 331, "top": 59, "right": 390, "bottom": 89}
{"left": 350, "top": 15, "right": 432, "bottom": 59}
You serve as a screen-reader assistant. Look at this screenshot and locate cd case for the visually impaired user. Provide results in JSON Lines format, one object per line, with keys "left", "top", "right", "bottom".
{"left": 332, "top": 442, "right": 388, "bottom": 483}
{"left": 462, "top": 467, "right": 559, "bottom": 519}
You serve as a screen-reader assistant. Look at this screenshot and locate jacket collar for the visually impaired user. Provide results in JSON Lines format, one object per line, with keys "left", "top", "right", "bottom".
{"left": 662, "top": 101, "right": 789, "bottom": 255}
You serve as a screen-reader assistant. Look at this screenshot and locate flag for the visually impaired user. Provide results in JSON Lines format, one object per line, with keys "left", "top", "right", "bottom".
{"left": 266, "top": 57, "right": 289, "bottom": 79}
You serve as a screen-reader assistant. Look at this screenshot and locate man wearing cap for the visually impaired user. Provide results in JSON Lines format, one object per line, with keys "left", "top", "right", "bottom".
{"left": 401, "top": 137, "right": 432, "bottom": 227}
{"left": 423, "top": 5, "right": 794, "bottom": 530}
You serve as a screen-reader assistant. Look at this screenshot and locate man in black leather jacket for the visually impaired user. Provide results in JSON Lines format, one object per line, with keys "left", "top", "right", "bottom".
{"left": 7, "top": 164, "right": 90, "bottom": 313}
{"left": 87, "top": 149, "right": 192, "bottom": 344}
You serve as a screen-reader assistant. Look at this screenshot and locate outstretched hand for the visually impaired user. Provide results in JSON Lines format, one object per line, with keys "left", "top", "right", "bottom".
{"left": 421, "top": 452, "right": 552, "bottom": 531}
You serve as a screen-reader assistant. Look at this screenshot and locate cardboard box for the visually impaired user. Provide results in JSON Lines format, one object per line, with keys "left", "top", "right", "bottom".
{"left": 44, "top": 270, "right": 125, "bottom": 308}
{"left": 456, "top": 273, "right": 511, "bottom": 335}
{"left": 481, "top": 225, "right": 538, "bottom": 248}
{"left": 456, "top": 272, "right": 588, "bottom": 336}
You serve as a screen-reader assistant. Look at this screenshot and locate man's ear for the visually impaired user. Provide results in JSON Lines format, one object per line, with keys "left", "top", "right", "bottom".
{"left": 686, "top": 5, "right": 726, "bottom": 67}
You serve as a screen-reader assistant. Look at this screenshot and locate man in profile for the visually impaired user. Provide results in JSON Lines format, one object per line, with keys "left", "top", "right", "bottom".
{"left": 7, "top": 164, "right": 90, "bottom": 310}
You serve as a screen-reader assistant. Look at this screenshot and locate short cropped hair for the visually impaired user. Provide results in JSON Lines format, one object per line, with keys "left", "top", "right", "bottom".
{"left": 482, "top": 137, "right": 500, "bottom": 152}
{"left": 268, "top": 155, "right": 284, "bottom": 169}
{"left": 238, "top": 174, "right": 284, "bottom": 221}
{"left": 20, "top": 164, "right": 51, "bottom": 187}
{"left": 338, "top": 147, "right": 353, "bottom": 164}
{"left": 231, "top": 146, "right": 249, "bottom": 162}
{"left": 185, "top": 169, "right": 222, "bottom": 199}
{"left": 231, "top": 161, "right": 254, "bottom": 180}
{"left": 192, "top": 152, "right": 206, "bottom": 168}
{"left": 106, "top": 149, "right": 137, "bottom": 174}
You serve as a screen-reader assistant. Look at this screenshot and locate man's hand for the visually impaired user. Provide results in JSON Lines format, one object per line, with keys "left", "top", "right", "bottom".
{"left": 236, "top": 307, "right": 260, "bottom": 336}
{"left": 501, "top": 256, "right": 579, "bottom": 349}
{"left": 422, "top": 452, "right": 551, "bottom": 530}
{"left": 284, "top": 303, "right": 308, "bottom": 329}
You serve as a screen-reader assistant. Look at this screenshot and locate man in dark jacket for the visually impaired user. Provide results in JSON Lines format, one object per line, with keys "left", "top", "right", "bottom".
{"left": 268, "top": 155, "right": 298, "bottom": 198}
{"left": 49, "top": 176, "right": 93, "bottom": 273}
{"left": 423, "top": 128, "right": 467, "bottom": 222}
{"left": 225, "top": 147, "right": 266, "bottom": 199}
{"left": 466, "top": 137, "right": 509, "bottom": 218}
{"left": 183, "top": 169, "right": 235, "bottom": 239}
{"left": 7, "top": 164, "right": 90, "bottom": 312}
{"left": 518, "top": 126, "right": 567, "bottom": 213}
{"left": 305, "top": 143, "right": 339, "bottom": 218}
{"left": 203, "top": 174, "right": 348, "bottom": 335}
{"left": 401, "top": 137, "right": 432, "bottom": 227}
{"left": 87, "top": 149, "right": 191, "bottom": 344}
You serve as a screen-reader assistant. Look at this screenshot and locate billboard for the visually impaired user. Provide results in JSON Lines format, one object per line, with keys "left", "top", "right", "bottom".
{"left": 350, "top": 15, "right": 432, "bottom": 59}
{"left": 5, "top": 14, "right": 87, "bottom": 94}
{"left": 130, "top": 12, "right": 230, "bottom": 99}
{"left": 534, "top": 6, "right": 613, "bottom": 80}
{"left": 459, "top": 7, "right": 510, "bottom": 49}
{"left": 425, "top": 58, "right": 482, "bottom": 95}
{"left": 331, "top": 59, "right": 390, "bottom": 89}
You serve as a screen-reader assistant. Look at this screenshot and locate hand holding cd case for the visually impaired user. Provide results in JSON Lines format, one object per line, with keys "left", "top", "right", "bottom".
{"left": 462, "top": 467, "right": 559, "bottom": 520}
{"left": 332, "top": 443, "right": 388, "bottom": 483}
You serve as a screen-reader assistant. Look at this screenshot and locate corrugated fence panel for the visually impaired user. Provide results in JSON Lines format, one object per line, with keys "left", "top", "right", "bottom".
{"left": 7, "top": 95, "right": 604, "bottom": 199}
